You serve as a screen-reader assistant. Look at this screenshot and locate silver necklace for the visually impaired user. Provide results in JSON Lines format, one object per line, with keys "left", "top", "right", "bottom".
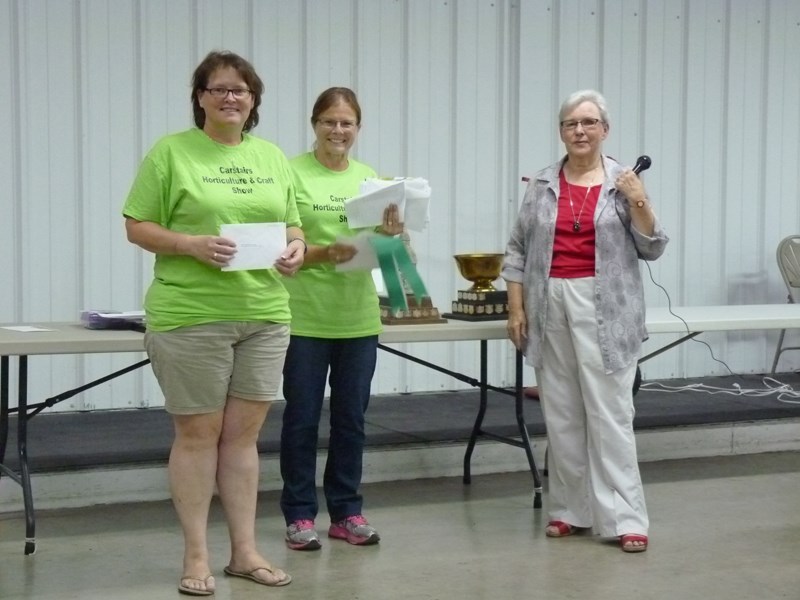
{"left": 565, "top": 179, "right": 591, "bottom": 232}
{"left": 564, "top": 165, "right": 602, "bottom": 232}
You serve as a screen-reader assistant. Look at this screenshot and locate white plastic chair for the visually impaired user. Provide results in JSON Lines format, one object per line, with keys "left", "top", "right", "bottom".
{"left": 771, "top": 235, "right": 800, "bottom": 373}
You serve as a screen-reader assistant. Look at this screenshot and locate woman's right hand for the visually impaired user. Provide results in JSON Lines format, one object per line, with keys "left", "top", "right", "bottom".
{"left": 506, "top": 307, "right": 528, "bottom": 351}
{"left": 327, "top": 242, "right": 358, "bottom": 265}
{"left": 181, "top": 235, "right": 237, "bottom": 267}
{"left": 124, "top": 219, "right": 236, "bottom": 267}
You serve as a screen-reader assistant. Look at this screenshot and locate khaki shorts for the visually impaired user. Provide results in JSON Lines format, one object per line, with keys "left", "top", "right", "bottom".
{"left": 144, "top": 321, "right": 289, "bottom": 415}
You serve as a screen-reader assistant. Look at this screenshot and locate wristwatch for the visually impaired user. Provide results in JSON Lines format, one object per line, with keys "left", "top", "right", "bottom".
{"left": 635, "top": 199, "right": 646, "bottom": 208}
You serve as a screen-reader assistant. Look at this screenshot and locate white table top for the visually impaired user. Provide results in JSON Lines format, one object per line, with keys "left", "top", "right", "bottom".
{"left": 1, "top": 303, "right": 798, "bottom": 356}
{"left": 644, "top": 304, "right": 800, "bottom": 334}
{"left": 0, "top": 324, "right": 145, "bottom": 356}
{"left": 0, "top": 319, "right": 511, "bottom": 356}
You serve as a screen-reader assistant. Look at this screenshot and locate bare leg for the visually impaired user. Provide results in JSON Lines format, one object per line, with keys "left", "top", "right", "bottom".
{"left": 170, "top": 411, "right": 224, "bottom": 594}
{"left": 218, "top": 396, "right": 290, "bottom": 585}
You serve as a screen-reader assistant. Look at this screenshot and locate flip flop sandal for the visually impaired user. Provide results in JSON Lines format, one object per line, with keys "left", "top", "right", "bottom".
{"left": 178, "top": 574, "right": 214, "bottom": 596}
{"left": 224, "top": 565, "right": 292, "bottom": 587}
{"left": 620, "top": 533, "right": 648, "bottom": 553}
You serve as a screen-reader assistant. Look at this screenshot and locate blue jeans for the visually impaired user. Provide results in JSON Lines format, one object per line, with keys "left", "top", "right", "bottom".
{"left": 280, "top": 334, "right": 378, "bottom": 524}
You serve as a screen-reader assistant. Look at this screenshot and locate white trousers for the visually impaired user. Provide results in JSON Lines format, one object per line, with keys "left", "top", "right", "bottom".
{"left": 535, "top": 277, "right": 648, "bottom": 537}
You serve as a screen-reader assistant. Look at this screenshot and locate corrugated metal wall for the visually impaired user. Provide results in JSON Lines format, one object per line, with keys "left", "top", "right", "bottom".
{"left": 1, "top": 0, "right": 798, "bottom": 411}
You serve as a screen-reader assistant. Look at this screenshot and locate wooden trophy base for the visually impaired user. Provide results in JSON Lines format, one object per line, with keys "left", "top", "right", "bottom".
{"left": 443, "top": 289, "right": 508, "bottom": 321}
{"left": 380, "top": 295, "right": 447, "bottom": 325}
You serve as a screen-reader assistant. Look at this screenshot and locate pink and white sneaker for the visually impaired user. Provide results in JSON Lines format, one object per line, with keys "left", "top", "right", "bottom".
{"left": 285, "top": 519, "right": 321, "bottom": 551}
{"left": 328, "top": 515, "right": 380, "bottom": 545}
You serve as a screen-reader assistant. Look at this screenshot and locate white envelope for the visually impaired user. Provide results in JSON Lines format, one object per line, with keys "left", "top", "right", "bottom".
{"left": 329, "top": 233, "right": 385, "bottom": 294}
{"left": 334, "top": 233, "right": 379, "bottom": 272}
{"left": 220, "top": 223, "right": 286, "bottom": 271}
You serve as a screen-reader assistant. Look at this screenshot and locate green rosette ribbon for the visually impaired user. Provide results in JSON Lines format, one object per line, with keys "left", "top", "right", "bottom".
{"left": 370, "top": 235, "right": 429, "bottom": 313}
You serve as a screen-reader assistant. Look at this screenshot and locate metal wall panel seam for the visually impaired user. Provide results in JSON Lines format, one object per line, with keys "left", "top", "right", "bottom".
{"left": 503, "top": 0, "right": 523, "bottom": 385}
{"left": 678, "top": 0, "right": 690, "bottom": 310}
{"left": 756, "top": 1, "right": 771, "bottom": 276}
{"left": 10, "top": 0, "right": 23, "bottom": 323}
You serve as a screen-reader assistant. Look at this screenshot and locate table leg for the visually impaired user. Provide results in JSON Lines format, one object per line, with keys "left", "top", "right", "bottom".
{"left": 378, "top": 340, "right": 541, "bottom": 507}
{"left": 462, "top": 340, "right": 489, "bottom": 484}
{"left": 0, "top": 356, "right": 8, "bottom": 465}
{"left": 17, "top": 356, "right": 36, "bottom": 554}
{"left": 514, "top": 351, "right": 542, "bottom": 508}
{"left": 0, "top": 353, "right": 150, "bottom": 555}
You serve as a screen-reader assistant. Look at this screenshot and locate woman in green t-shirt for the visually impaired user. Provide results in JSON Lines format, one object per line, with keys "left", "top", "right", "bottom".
{"left": 123, "top": 51, "right": 302, "bottom": 595}
{"left": 280, "top": 88, "right": 401, "bottom": 551}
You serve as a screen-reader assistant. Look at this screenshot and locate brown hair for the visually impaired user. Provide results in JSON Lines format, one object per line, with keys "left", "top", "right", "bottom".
{"left": 310, "top": 87, "right": 362, "bottom": 126}
{"left": 191, "top": 50, "right": 264, "bottom": 132}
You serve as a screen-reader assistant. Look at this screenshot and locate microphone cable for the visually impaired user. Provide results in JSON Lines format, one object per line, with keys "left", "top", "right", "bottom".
{"left": 612, "top": 156, "right": 797, "bottom": 404}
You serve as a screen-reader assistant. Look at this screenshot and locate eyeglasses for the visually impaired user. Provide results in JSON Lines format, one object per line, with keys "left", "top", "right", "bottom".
{"left": 317, "top": 119, "right": 357, "bottom": 131}
{"left": 204, "top": 87, "right": 252, "bottom": 99}
{"left": 560, "top": 118, "right": 603, "bottom": 131}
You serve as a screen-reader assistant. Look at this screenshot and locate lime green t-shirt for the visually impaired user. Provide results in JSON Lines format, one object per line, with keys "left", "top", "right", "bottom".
{"left": 122, "top": 128, "right": 301, "bottom": 331}
{"left": 283, "top": 152, "right": 381, "bottom": 338}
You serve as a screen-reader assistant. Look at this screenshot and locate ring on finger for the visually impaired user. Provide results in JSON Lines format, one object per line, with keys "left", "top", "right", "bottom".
{"left": 213, "top": 252, "right": 218, "bottom": 260}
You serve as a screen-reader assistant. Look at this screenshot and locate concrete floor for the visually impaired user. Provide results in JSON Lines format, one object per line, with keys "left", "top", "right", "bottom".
{"left": 0, "top": 451, "right": 798, "bottom": 600}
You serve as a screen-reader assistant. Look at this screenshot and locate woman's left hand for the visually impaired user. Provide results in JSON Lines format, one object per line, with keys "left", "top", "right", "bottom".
{"left": 376, "top": 203, "right": 403, "bottom": 236}
{"left": 506, "top": 308, "right": 528, "bottom": 352}
{"left": 275, "top": 239, "right": 306, "bottom": 276}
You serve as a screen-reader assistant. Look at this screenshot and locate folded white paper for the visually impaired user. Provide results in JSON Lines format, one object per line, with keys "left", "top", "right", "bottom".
{"left": 344, "top": 181, "right": 405, "bottom": 229}
{"left": 220, "top": 223, "right": 286, "bottom": 271}
{"left": 345, "top": 177, "right": 431, "bottom": 231}
{"left": 382, "top": 177, "right": 431, "bottom": 231}
{"left": 95, "top": 311, "right": 146, "bottom": 319}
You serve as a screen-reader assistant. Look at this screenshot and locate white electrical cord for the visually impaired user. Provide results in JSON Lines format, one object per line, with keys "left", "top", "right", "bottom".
{"left": 638, "top": 376, "right": 800, "bottom": 405}
{"left": 638, "top": 262, "right": 800, "bottom": 405}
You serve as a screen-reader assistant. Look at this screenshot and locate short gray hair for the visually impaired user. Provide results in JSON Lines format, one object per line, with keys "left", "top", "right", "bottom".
{"left": 558, "top": 89, "right": 610, "bottom": 127}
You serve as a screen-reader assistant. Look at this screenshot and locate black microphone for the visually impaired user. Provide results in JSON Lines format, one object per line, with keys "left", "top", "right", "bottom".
{"left": 632, "top": 155, "right": 652, "bottom": 175}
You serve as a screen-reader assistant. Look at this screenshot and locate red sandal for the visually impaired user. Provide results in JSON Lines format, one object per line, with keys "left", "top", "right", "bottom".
{"left": 545, "top": 520, "right": 577, "bottom": 537}
{"left": 620, "top": 533, "right": 648, "bottom": 553}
